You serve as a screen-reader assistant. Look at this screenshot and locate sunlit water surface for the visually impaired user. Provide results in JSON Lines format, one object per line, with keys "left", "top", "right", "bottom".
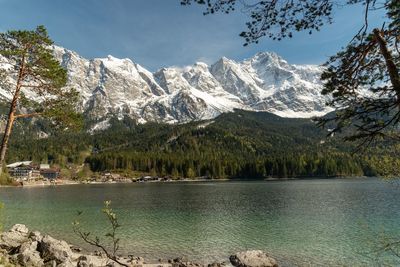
{"left": 1, "top": 179, "right": 400, "bottom": 266}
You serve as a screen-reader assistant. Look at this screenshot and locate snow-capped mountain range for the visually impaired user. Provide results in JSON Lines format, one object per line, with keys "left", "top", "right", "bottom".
{"left": 0, "top": 46, "right": 332, "bottom": 127}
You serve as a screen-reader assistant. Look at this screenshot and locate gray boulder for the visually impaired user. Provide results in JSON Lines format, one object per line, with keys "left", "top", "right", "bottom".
{"left": 17, "top": 240, "right": 44, "bottom": 267}
{"left": 229, "top": 251, "right": 278, "bottom": 267}
{"left": 0, "top": 224, "right": 29, "bottom": 251}
{"left": 38, "top": 235, "right": 73, "bottom": 265}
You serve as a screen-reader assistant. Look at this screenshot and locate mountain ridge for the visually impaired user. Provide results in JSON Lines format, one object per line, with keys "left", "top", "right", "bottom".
{"left": 0, "top": 46, "right": 333, "bottom": 128}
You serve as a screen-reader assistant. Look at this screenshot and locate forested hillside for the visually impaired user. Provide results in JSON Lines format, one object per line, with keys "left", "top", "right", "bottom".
{"left": 5, "top": 109, "right": 400, "bottom": 179}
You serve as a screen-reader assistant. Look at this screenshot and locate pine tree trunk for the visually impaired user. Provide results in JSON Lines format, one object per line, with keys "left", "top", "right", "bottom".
{"left": 0, "top": 112, "right": 16, "bottom": 173}
{"left": 373, "top": 29, "right": 400, "bottom": 100}
{"left": 0, "top": 54, "right": 26, "bottom": 174}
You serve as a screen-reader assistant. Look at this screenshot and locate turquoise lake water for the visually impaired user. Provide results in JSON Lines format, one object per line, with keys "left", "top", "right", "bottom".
{"left": 1, "top": 179, "right": 400, "bottom": 266}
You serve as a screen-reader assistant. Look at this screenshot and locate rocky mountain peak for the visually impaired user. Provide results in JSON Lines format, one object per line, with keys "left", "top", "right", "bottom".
{"left": 0, "top": 46, "right": 333, "bottom": 129}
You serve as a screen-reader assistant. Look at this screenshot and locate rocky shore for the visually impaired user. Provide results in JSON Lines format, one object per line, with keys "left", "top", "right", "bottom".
{"left": 0, "top": 225, "right": 278, "bottom": 267}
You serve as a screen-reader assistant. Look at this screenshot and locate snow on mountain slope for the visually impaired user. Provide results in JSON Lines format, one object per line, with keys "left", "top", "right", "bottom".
{"left": 0, "top": 46, "right": 332, "bottom": 125}
{"left": 224, "top": 52, "right": 329, "bottom": 117}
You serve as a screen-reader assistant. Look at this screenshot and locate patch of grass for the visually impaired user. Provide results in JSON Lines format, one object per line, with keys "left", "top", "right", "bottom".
{"left": 0, "top": 172, "right": 12, "bottom": 186}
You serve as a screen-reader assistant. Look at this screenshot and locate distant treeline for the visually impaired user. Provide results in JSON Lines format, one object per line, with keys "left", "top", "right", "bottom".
{"left": 6, "top": 110, "right": 400, "bottom": 179}
{"left": 86, "top": 151, "right": 396, "bottom": 179}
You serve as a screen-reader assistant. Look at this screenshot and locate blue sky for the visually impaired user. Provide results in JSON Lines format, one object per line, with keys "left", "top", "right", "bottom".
{"left": 0, "top": 0, "right": 387, "bottom": 71}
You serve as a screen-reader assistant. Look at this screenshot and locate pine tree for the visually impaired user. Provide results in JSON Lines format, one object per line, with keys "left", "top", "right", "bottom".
{"left": 319, "top": 2, "right": 400, "bottom": 143}
{"left": 0, "top": 25, "right": 82, "bottom": 172}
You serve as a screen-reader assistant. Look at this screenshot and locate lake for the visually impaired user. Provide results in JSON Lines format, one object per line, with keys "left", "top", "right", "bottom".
{"left": 1, "top": 178, "right": 400, "bottom": 266}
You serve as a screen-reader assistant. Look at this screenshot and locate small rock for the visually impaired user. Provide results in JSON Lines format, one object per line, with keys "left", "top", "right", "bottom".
{"left": 43, "top": 260, "right": 57, "bottom": 267}
{"left": 93, "top": 250, "right": 102, "bottom": 257}
{"left": 208, "top": 262, "right": 226, "bottom": 267}
{"left": 229, "top": 250, "right": 278, "bottom": 267}
{"left": 70, "top": 246, "right": 82, "bottom": 253}
{"left": 77, "top": 254, "right": 108, "bottom": 267}
{"left": 128, "top": 255, "right": 145, "bottom": 266}
{"left": 173, "top": 257, "right": 182, "bottom": 263}
{"left": 56, "top": 258, "right": 75, "bottom": 267}
{"left": 76, "top": 255, "right": 95, "bottom": 267}
{"left": 171, "top": 258, "right": 204, "bottom": 267}
{"left": 29, "top": 231, "right": 43, "bottom": 242}
{"left": 77, "top": 255, "right": 89, "bottom": 267}
{"left": 77, "top": 261, "right": 91, "bottom": 267}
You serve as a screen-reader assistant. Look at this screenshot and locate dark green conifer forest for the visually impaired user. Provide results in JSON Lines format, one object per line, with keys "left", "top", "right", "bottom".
{"left": 5, "top": 107, "right": 400, "bottom": 179}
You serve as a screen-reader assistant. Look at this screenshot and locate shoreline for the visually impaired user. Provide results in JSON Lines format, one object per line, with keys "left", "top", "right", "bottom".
{"left": 0, "top": 224, "right": 278, "bottom": 267}
{"left": 0, "top": 175, "right": 376, "bottom": 188}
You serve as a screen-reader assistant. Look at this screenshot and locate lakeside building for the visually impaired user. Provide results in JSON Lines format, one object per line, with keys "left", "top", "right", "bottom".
{"left": 6, "top": 161, "right": 40, "bottom": 181}
{"left": 7, "top": 161, "right": 60, "bottom": 181}
{"left": 40, "top": 167, "right": 60, "bottom": 180}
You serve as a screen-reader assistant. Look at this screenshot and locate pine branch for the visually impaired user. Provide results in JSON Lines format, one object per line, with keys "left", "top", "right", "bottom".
{"left": 14, "top": 112, "right": 43, "bottom": 119}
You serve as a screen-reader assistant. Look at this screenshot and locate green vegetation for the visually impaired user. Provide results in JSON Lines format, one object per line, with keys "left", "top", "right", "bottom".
{"left": 73, "top": 201, "right": 127, "bottom": 267}
{"left": 0, "top": 171, "right": 12, "bottom": 185}
{"left": 0, "top": 25, "right": 82, "bottom": 173}
{"left": 4, "top": 110, "right": 400, "bottom": 179}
